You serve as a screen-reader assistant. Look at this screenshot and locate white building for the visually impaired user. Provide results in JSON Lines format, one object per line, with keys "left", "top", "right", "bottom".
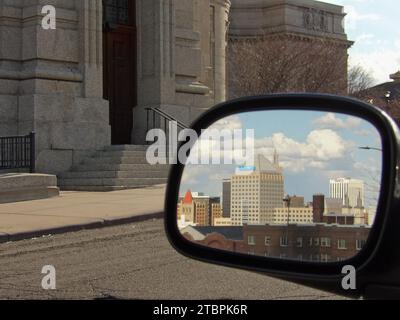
{"left": 272, "top": 207, "right": 314, "bottom": 225}
{"left": 214, "top": 217, "right": 232, "bottom": 226}
{"left": 231, "top": 153, "right": 284, "bottom": 226}
{"left": 329, "top": 178, "right": 365, "bottom": 208}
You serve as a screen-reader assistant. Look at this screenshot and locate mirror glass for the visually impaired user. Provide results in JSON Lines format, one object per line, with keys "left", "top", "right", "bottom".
{"left": 177, "top": 110, "right": 383, "bottom": 263}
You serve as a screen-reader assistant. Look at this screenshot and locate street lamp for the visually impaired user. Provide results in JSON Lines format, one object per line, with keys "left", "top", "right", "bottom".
{"left": 283, "top": 195, "right": 291, "bottom": 226}
{"left": 282, "top": 195, "right": 291, "bottom": 248}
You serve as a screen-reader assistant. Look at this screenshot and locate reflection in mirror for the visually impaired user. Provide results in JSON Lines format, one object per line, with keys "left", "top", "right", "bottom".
{"left": 177, "top": 110, "right": 383, "bottom": 263}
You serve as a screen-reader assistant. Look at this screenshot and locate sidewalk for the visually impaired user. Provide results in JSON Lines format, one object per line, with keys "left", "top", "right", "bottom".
{"left": 0, "top": 185, "right": 166, "bottom": 243}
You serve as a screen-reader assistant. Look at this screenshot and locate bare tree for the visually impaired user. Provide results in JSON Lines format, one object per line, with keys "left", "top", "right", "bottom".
{"left": 348, "top": 65, "right": 375, "bottom": 97}
{"left": 227, "top": 35, "right": 400, "bottom": 125}
{"left": 227, "top": 36, "right": 349, "bottom": 99}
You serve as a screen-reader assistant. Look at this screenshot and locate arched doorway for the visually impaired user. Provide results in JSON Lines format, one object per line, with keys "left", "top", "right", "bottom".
{"left": 103, "top": 0, "right": 137, "bottom": 145}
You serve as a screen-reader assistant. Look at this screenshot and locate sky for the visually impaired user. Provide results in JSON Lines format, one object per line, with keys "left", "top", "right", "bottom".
{"left": 327, "top": 0, "right": 400, "bottom": 84}
{"left": 180, "top": 111, "right": 382, "bottom": 208}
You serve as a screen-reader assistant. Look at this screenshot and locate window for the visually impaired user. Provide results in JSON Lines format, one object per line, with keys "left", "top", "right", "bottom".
{"left": 248, "top": 235, "right": 256, "bottom": 246}
{"left": 321, "top": 237, "right": 331, "bottom": 248}
{"left": 297, "top": 254, "right": 303, "bottom": 261}
{"left": 265, "top": 236, "right": 271, "bottom": 246}
{"left": 314, "top": 238, "right": 320, "bottom": 246}
{"left": 104, "top": 0, "right": 131, "bottom": 25}
{"left": 356, "top": 239, "right": 366, "bottom": 251}
{"left": 309, "top": 238, "right": 313, "bottom": 247}
{"left": 280, "top": 236, "right": 288, "bottom": 247}
{"left": 338, "top": 239, "right": 347, "bottom": 250}
{"left": 296, "top": 237, "right": 303, "bottom": 248}
{"left": 321, "top": 254, "right": 329, "bottom": 262}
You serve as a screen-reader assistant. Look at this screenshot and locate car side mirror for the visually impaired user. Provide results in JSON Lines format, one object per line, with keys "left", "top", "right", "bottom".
{"left": 164, "top": 94, "right": 400, "bottom": 300}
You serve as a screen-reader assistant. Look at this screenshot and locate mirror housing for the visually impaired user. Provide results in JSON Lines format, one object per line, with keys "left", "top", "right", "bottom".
{"left": 164, "top": 94, "right": 400, "bottom": 299}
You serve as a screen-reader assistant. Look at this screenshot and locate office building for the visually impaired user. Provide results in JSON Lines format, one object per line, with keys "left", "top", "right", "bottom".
{"left": 231, "top": 153, "right": 284, "bottom": 226}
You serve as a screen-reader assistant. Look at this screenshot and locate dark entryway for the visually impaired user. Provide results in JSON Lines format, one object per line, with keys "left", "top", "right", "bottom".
{"left": 103, "top": 0, "right": 137, "bottom": 145}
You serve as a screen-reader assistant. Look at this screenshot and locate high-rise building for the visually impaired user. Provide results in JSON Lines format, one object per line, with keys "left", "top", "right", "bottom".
{"left": 231, "top": 153, "right": 284, "bottom": 226}
{"left": 222, "top": 179, "right": 231, "bottom": 218}
{"left": 329, "top": 178, "right": 365, "bottom": 208}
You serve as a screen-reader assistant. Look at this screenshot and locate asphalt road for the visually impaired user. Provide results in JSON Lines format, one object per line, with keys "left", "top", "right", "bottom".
{"left": 0, "top": 219, "right": 344, "bottom": 300}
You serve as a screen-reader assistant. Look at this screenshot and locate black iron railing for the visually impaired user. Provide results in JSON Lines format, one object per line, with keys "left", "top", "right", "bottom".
{"left": 146, "top": 107, "right": 188, "bottom": 157}
{"left": 0, "top": 132, "right": 36, "bottom": 173}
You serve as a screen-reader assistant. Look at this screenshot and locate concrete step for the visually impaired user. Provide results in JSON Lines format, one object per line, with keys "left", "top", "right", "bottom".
{"left": 59, "top": 177, "right": 168, "bottom": 187}
{"left": 103, "top": 145, "right": 149, "bottom": 152}
{"left": 83, "top": 156, "right": 153, "bottom": 165}
{"left": 94, "top": 150, "right": 170, "bottom": 159}
{"left": 94, "top": 150, "right": 149, "bottom": 158}
{"left": 59, "top": 186, "right": 129, "bottom": 192}
{"left": 59, "top": 170, "right": 170, "bottom": 179}
{"left": 59, "top": 185, "right": 166, "bottom": 192}
{"left": 72, "top": 163, "right": 170, "bottom": 172}
{"left": 0, "top": 186, "right": 60, "bottom": 204}
{"left": 0, "top": 173, "right": 60, "bottom": 203}
{"left": 59, "top": 145, "right": 171, "bottom": 191}
{"left": 83, "top": 156, "right": 171, "bottom": 165}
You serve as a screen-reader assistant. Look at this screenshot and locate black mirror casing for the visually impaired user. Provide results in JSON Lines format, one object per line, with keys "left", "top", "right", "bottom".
{"left": 164, "top": 93, "right": 400, "bottom": 299}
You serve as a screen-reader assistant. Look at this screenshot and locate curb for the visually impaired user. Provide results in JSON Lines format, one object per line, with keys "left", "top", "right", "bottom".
{"left": 0, "top": 211, "right": 164, "bottom": 244}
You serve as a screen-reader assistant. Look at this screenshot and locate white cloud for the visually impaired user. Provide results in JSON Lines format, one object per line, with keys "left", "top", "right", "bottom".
{"left": 206, "top": 115, "right": 243, "bottom": 131}
{"left": 313, "top": 113, "right": 362, "bottom": 130}
{"left": 349, "top": 38, "right": 400, "bottom": 84}
{"left": 254, "top": 129, "right": 351, "bottom": 172}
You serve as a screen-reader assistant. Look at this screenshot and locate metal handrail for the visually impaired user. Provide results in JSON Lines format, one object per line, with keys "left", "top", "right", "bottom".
{"left": 145, "top": 108, "right": 189, "bottom": 158}
{"left": 146, "top": 107, "right": 188, "bottom": 130}
{"left": 0, "top": 132, "right": 36, "bottom": 173}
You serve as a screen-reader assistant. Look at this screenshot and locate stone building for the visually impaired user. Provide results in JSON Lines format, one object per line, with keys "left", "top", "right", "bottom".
{"left": 177, "top": 190, "right": 220, "bottom": 226}
{"left": 243, "top": 223, "right": 370, "bottom": 262}
{"left": 227, "top": 0, "right": 353, "bottom": 97}
{"left": 0, "top": 0, "right": 351, "bottom": 190}
{"left": 230, "top": 153, "right": 285, "bottom": 226}
{"left": 0, "top": 0, "right": 230, "bottom": 178}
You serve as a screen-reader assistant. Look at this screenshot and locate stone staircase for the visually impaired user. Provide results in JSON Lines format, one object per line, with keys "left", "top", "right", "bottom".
{"left": 58, "top": 145, "right": 170, "bottom": 191}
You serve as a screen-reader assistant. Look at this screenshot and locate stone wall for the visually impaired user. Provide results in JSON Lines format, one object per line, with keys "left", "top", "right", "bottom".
{"left": 0, "top": 0, "right": 110, "bottom": 174}
{"left": 133, "top": 0, "right": 231, "bottom": 143}
{"left": 0, "top": 0, "right": 231, "bottom": 174}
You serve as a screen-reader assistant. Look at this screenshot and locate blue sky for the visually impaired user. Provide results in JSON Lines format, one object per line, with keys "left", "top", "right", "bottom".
{"left": 327, "top": 0, "right": 400, "bottom": 84}
{"left": 180, "top": 111, "right": 382, "bottom": 208}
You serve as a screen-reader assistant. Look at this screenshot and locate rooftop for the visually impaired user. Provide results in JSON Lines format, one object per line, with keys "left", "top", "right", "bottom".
{"left": 192, "top": 226, "right": 244, "bottom": 241}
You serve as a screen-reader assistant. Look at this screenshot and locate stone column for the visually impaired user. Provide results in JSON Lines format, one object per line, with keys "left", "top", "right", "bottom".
{"left": 0, "top": 0, "right": 21, "bottom": 137}
{"left": 79, "top": 0, "right": 103, "bottom": 98}
{"left": 211, "top": 0, "right": 231, "bottom": 103}
{"left": 133, "top": 0, "right": 231, "bottom": 144}
{"left": 133, "top": 0, "right": 176, "bottom": 144}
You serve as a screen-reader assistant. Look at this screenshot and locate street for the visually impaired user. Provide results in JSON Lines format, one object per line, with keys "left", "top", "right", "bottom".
{"left": 0, "top": 219, "right": 343, "bottom": 300}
